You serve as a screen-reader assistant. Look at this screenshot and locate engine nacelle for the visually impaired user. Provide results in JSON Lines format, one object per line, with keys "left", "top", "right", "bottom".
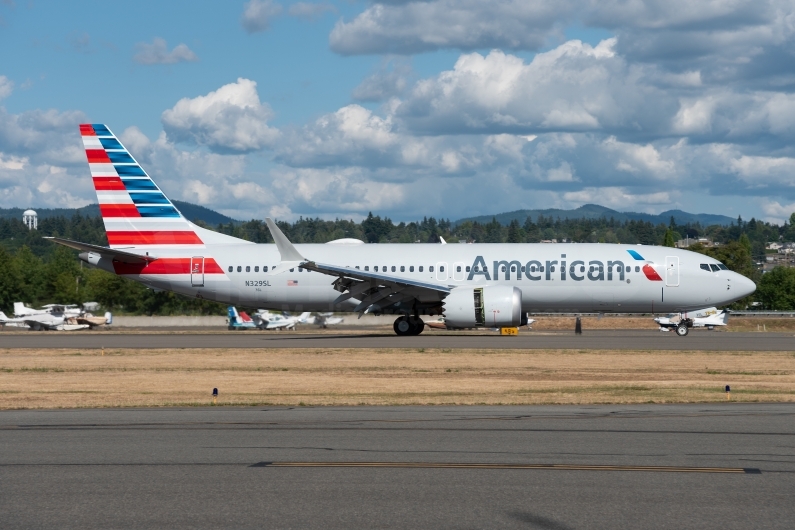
{"left": 443, "top": 285, "right": 522, "bottom": 328}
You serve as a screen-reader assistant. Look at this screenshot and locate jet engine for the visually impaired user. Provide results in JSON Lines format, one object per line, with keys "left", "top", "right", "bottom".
{"left": 443, "top": 285, "right": 522, "bottom": 328}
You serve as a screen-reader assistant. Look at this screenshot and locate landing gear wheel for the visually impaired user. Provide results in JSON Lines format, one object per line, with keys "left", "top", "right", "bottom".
{"left": 394, "top": 316, "right": 413, "bottom": 336}
{"left": 409, "top": 316, "right": 424, "bottom": 336}
{"left": 676, "top": 323, "right": 689, "bottom": 337}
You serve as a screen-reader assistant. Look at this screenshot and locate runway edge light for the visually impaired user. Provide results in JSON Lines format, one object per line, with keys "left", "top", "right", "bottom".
{"left": 212, "top": 387, "right": 218, "bottom": 405}
{"left": 725, "top": 385, "right": 731, "bottom": 400}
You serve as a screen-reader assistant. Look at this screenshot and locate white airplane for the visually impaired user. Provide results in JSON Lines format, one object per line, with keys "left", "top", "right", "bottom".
{"left": 655, "top": 307, "right": 730, "bottom": 334}
{"left": 303, "top": 312, "right": 345, "bottom": 328}
{"left": 14, "top": 302, "right": 81, "bottom": 318}
{"left": 46, "top": 124, "right": 757, "bottom": 337}
{"left": 251, "top": 310, "right": 311, "bottom": 330}
{"left": 0, "top": 311, "right": 90, "bottom": 331}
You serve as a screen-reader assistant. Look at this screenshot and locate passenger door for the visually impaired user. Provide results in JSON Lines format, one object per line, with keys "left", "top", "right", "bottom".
{"left": 665, "top": 256, "right": 679, "bottom": 287}
{"left": 190, "top": 256, "right": 204, "bottom": 287}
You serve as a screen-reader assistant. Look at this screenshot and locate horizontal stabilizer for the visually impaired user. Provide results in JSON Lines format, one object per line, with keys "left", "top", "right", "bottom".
{"left": 45, "top": 237, "right": 157, "bottom": 264}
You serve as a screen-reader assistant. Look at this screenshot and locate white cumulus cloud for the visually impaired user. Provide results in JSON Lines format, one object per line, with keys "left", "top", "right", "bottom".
{"left": 161, "top": 78, "right": 280, "bottom": 153}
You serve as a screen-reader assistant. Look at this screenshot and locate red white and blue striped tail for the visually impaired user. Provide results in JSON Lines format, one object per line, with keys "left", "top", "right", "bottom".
{"left": 80, "top": 124, "right": 204, "bottom": 250}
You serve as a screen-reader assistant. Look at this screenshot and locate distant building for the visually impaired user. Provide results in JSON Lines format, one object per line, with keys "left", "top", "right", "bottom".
{"left": 676, "top": 237, "right": 718, "bottom": 248}
{"left": 767, "top": 242, "right": 783, "bottom": 250}
{"left": 540, "top": 239, "right": 558, "bottom": 244}
{"left": 22, "top": 209, "right": 37, "bottom": 230}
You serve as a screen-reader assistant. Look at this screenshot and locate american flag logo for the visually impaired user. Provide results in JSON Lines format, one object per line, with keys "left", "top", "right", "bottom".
{"left": 287, "top": 280, "right": 298, "bottom": 286}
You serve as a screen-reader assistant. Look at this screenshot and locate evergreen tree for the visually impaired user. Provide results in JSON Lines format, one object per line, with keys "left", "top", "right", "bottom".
{"left": 663, "top": 228, "right": 675, "bottom": 247}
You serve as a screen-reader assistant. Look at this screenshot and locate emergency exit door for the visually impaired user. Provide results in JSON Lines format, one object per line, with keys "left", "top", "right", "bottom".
{"left": 665, "top": 256, "right": 679, "bottom": 287}
{"left": 191, "top": 256, "right": 205, "bottom": 287}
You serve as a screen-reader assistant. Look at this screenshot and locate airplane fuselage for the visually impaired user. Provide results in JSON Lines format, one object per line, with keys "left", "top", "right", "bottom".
{"left": 107, "top": 241, "right": 754, "bottom": 314}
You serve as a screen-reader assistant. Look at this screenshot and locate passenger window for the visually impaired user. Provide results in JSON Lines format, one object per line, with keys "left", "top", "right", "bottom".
{"left": 635, "top": 266, "right": 640, "bottom": 272}
{"left": 392, "top": 266, "right": 396, "bottom": 272}
{"left": 710, "top": 264, "right": 720, "bottom": 272}
{"left": 580, "top": 266, "right": 585, "bottom": 272}
{"left": 246, "top": 266, "right": 250, "bottom": 272}
{"left": 290, "top": 268, "right": 294, "bottom": 272}
{"left": 509, "top": 265, "right": 515, "bottom": 272}
{"left": 365, "top": 266, "right": 369, "bottom": 271}
{"left": 551, "top": 266, "right": 556, "bottom": 272}
{"left": 410, "top": 266, "right": 414, "bottom": 272}
{"left": 625, "top": 266, "right": 630, "bottom": 273}
{"left": 501, "top": 266, "right": 506, "bottom": 272}
{"left": 399, "top": 266, "right": 404, "bottom": 272}
{"left": 430, "top": 266, "right": 434, "bottom": 272}
{"left": 355, "top": 266, "right": 360, "bottom": 269}
{"left": 263, "top": 266, "right": 268, "bottom": 272}
{"left": 299, "top": 267, "right": 304, "bottom": 272}
{"left": 228, "top": 266, "right": 233, "bottom": 273}
{"left": 374, "top": 266, "right": 378, "bottom": 272}
{"left": 700, "top": 264, "right": 710, "bottom": 271}
{"left": 718, "top": 264, "right": 728, "bottom": 270}
{"left": 255, "top": 266, "right": 259, "bottom": 272}
{"left": 440, "top": 266, "right": 445, "bottom": 272}
{"left": 466, "top": 266, "right": 471, "bottom": 272}
{"left": 419, "top": 266, "right": 424, "bottom": 272}
{"left": 237, "top": 266, "right": 242, "bottom": 272}
{"left": 540, "top": 266, "right": 544, "bottom": 272}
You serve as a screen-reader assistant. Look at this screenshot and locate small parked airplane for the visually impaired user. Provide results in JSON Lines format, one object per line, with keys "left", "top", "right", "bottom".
{"left": 226, "top": 306, "right": 258, "bottom": 330}
{"left": 252, "top": 310, "right": 311, "bottom": 330}
{"left": 302, "top": 312, "right": 345, "bottom": 328}
{"left": 0, "top": 310, "right": 90, "bottom": 331}
{"left": 14, "top": 302, "right": 81, "bottom": 318}
{"left": 227, "top": 307, "right": 311, "bottom": 330}
{"left": 1, "top": 303, "right": 111, "bottom": 331}
{"left": 654, "top": 307, "right": 730, "bottom": 335}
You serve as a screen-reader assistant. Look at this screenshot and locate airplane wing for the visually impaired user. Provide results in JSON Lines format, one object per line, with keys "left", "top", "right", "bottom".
{"left": 264, "top": 218, "right": 450, "bottom": 314}
{"left": 45, "top": 237, "right": 157, "bottom": 264}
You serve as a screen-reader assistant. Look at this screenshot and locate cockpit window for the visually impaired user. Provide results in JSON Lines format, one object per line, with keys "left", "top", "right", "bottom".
{"left": 700, "top": 264, "right": 710, "bottom": 272}
{"left": 710, "top": 264, "right": 720, "bottom": 272}
{"left": 718, "top": 264, "right": 728, "bottom": 270}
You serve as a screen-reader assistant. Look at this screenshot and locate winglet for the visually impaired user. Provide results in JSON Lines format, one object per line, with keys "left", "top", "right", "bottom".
{"left": 265, "top": 218, "right": 306, "bottom": 274}
{"left": 439, "top": 236, "right": 447, "bottom": 245}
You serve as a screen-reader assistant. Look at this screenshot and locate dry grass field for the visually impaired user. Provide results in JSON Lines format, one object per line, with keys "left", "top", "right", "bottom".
{"left": 1, "top": 347, "right": 794, "bottom": 409}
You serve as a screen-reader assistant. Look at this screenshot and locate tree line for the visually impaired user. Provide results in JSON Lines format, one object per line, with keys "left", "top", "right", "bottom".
{"left": 1, "top": 210, "right": 795, "bottom": 314}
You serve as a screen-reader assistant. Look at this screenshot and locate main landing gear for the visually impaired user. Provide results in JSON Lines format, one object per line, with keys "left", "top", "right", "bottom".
{"left": 394, "top": 315, "right": 425, "bottom": 336}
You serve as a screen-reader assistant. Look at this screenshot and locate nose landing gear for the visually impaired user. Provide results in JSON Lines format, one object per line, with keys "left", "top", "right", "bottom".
{"left": 394, "top": 315, "right": 425, "bottom": 336}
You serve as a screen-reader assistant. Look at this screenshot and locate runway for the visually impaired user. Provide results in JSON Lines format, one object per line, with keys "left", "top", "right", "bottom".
{"left": 1, "top": 404, "right": 792, "bottom": 529}
{"left": 1, "top": 329, "right": 793, "bottom": 350}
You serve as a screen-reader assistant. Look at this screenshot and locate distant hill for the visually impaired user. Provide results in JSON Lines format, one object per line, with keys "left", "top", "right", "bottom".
{"left": 455, "top": 204, "right": 736, "bottom": 227}
{"left": 0, "top": 200, "right": 238, "bottom": 226}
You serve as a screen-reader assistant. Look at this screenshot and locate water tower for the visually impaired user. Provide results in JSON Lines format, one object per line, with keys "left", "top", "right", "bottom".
{"left": 22, "top": 209, "right": 37, "bottom": 230}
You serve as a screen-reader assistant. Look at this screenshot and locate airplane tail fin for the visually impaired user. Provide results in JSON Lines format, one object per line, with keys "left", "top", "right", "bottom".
{"left": 79, "top": 124, "right": 249, "bottom": 250}
{"left": 0, "top": 311, "right": 8, "bottom": 322}
{"left": 80, "top": 123, "right": 206, "bottom": 250}
{"left": 13, "top": 302, "right": 28, "bottom": 316}
{"left": 227, "top": 306, "right": 239, "bottom": 323}
{"left": 720, "top": 310, "right": 730, "bottom": 325}
{"left": 104, "top": 312, "right": 113, "bottom": 325}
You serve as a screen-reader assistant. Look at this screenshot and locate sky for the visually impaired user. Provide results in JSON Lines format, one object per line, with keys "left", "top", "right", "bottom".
{"left": 1, "top": 0, "right": 795, "bottom": 224}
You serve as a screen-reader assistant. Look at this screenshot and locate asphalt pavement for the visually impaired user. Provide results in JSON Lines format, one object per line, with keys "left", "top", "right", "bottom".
{"left": 0, "top": 329, "right": 793, "bottom": 350}
{"left": 1, "top": 404, "right": 793, "bottom": 529}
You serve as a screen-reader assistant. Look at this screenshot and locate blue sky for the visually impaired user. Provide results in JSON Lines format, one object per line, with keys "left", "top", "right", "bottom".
{"left": 1, "top": 0, "right": 794, "bottom": 224}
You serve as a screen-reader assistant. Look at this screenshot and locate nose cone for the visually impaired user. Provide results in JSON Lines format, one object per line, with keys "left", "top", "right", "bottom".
{"left": 735, "top": 273, "right": 756, "bottom": 298}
